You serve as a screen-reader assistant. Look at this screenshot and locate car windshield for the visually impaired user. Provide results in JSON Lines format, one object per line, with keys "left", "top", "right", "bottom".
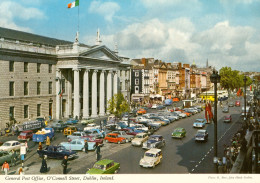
{"left": 149, "top": 137, "right": 159, "bottom": 141}
{"left": 19, "top": 133, "right": 26, "bottom": 136}
{"left": 197, "top": 132, "right": 205, "bottom": 135}
{"left": 145, "top": 153, "right": 156, "bottom": 157}
{"left": 93, "top": 164, "right": 106, "bottom": 170}
{"left": 195, "top": 119, "right": 204, "bottom": 122}
{"left": 136, "top": 135, "right": 144, "bottom": 138}
{"left": 174, "top": 129, "right": 183, "bottom": 133}
{"left": 3, "top": 143, "right": 11, "bottom": 146}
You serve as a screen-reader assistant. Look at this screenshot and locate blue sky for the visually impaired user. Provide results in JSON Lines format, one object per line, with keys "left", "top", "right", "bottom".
{"left": 1, "top": 0, "right": 260, "bottom": 71}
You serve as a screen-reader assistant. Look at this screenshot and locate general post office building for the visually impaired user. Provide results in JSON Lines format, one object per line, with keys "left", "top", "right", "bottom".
{"left": 0, "top": 27, "right": 130, "bottom": 129}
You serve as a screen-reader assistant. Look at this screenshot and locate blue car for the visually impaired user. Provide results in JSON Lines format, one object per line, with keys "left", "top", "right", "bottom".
{"left": 60, "top": 139, "right": 96, "bottom": 151}
{"left": 193, "top": 118, "right": 207, "bottom": 128}
{"left": 66, "top": 118, "right": 79, "bottom": 124}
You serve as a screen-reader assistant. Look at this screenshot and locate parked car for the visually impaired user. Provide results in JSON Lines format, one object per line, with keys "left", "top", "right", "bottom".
{"left": 137, "top": 108, "right": 147, "bottom": 115}
{"left": 193, "top": 119, "right": 207, "bottom": 128}
{"left": 81, "top": 118, "right": 95, "bottom": 125}
{"left": 195, "top": 130, "right": 208, "bottom": 142}
{"left": 32, "top": 128, "right": 55, "bottom": 143}
{"left": 84, "top": 129, "right": 105, "bottom": 138}
{"left": 131, "top": 133, "right": 149, "bottom": 146}
{"left": 151, "top": 104, "right": 158, "bottom": 109}
{"left": 60, "top": 139, "right": 96, "bottom": 151}
{"left": 84, "top": 123, "right": 100, "bottom": 131}
{"left": 139, "top": 148, "right": 162, "bottom": 168}
{"left": 67, "top": 131, "right": 88, "bottom": 142}
{"left": 0, "top": 141, "right": 25, "bottom": 151}
{"left": 224, "top": 115, "right": 232, "bottom": 123}
{"left": 111, "top": 131, "right": 134, "bottom": 142}
{"left": 235, "top": 100, "right": 241, "bottom": 107}
{"left": 65, "top": 118, "right": 79, "bottom": 125}
{"left": 86, "top": 159, "right": 120, "bottom": 174}
{"left": 150, "top": 118, "right": 167, "bottom": 126}
{"left": 0, "top": 151, "right": 13, "bottom": 166}
{"left": 142, "top": 135, "right": 165, "bottom": 149}
{"left": 63, "top": 126, "right": 78, "bottom": 136}
{"left": 228, "top": 102, "right": 234, "bottom": 107}
{"left": 37, "top": 145, "right": 77, "bottom": 159}
{"left": 104, "top": 133, "right": 126, "bottom": 144}
{"left": 18, "top": 130, "right": 33, "bottom": 141}
{"left": 222, "top": 106, "right": 229, "bottom": 113}
{"left": 51, "top": 123, "right": 68, "bottom": 132}
{"left": 120, "top": 128, "right": 139, "bottom": 136}
{"left": 172, "top": 128, "right": 186, "bottom": 139}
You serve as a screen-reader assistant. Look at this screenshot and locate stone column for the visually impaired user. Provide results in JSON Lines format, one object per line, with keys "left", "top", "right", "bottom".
{"left": 67, "top": 69, "right": 72, "bottom": 118}
{"left": 99, "top": 70, "right": 105, "bottom": 116}
{"left": 91, "top": 70, "right": 98, "bottom": 117}
{"left": 83, "top": 69, "right": 89, "bottom": 118}
{"left": 56, "top": 69, "right": 61, "bottom": 119}
{"left": 122, "top": 70, "right": 126, "bottom": 91}
{"left": 73, "top": 68, "right": 80, "bottom": 118}
{"left": 107, "top": 70, "right": 113, "bottom": 111}
{"left": 113, "top": 70, "right": 118, "bottom": 96}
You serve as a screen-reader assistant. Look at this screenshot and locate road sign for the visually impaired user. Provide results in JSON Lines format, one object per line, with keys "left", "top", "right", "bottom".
{"left": 20, "top": 146, "right": 26, "bottom": 155}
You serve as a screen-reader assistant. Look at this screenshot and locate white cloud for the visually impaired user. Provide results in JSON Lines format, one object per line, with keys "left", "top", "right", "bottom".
{"left": 220, "top": 0, "right": 260, "bottom": 4}
{"left": 87, "top": 18, "right": 259, "bottom": 71}
{"left": 0, "top": 1, "right": 45, "bottom": 31}
{"left": 88, "top": 0, "right": 120, "bottom": 22}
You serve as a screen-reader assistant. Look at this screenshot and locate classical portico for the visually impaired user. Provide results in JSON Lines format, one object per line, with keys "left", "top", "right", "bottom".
{"left": 55, "top": 42, "right": 130, "bottom": 119}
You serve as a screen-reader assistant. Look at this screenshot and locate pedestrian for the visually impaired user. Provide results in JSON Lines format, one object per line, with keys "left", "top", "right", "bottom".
{"left": 96, "top": 144, "right": 101, "bottom": 161}
{"left": 25, "top": 141, "right": 28, "bottom": 152}
{"left": 222, "top": 156, "right": 227, "bottom": 173}
{"left": 11, "top": 150, "right": 17, "bottom": 167}
{"left": 46, "top": 136, "right": 50, "bottom": 147}
{"left": 2, "top": 161, "right": 10, "bottom": 175}
{"left": 18, "top": 167, "right": 24, "bottom": 175}
{"left": 40, "top": 155, "right": 48, "bottom": 173}
{"left": 226, "top": 157, "right": 232, "bottom": 173}
{"left": 84, "top": 140, "right": 88, "bottom": 154}
{"left": 217, "top": 158, "right": 223, "bottom": 173}
{"left": 38, "top": 142, "right": 42, "bottom": 150}
{"left": 61, "top": 155, "right": 68, "bottom": 174}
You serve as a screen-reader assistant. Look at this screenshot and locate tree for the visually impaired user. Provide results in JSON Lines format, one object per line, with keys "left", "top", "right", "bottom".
{"left": 107, "top": 93, "right": 130, "bottom": 123}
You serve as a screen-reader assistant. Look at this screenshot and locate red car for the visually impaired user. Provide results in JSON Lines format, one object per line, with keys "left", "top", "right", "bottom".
{"left": 85, "top": 136, "right": 103, "bottom": 146}
{"left": 104, "top": 133, "right": 126, "bottom": 144}
{"left": 235, "top": 101, "right": 241, "bottom": 107}
{"left": 18, "top": 130, "right": 33, "bottom": 141}
{"left": 120, "top": 128, "right": 139, "bottom": 136}
{"left": 224, "top": 115, "right": 232, "bottom": 123}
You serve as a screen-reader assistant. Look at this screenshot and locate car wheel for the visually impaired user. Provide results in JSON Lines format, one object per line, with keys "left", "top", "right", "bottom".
{"left": 105, "top": 140, "right": 108, "bottom": 143}
{"left": 125, "top": 139, "right": 129, "bottom": 143}
{"left": 117, "top": 141, "right": 121, "bottom": 144}
{"left": 152, "top": 164, "right": 155, "bottom": 168}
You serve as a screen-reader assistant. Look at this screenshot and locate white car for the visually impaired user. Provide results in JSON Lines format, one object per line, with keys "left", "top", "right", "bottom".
{"left": 0, "top": 140, "right": 25, "bottom": 151}
{"left": 134, "top": 124, "right": 149, "bottom": 132}
{"left": 83, "top": 123, "right": 100, "bottom": 131}
{"left": 174, "top": 111, "right": 187, "bottom": 118}
{"left": 151, "top": 104, "right": 158, "bottom": 109}
{"left": 131, "top": 133, "right": 149, "bottom": 146}
{"left": 139, "top": 148, "right": 162, "bottom": 168}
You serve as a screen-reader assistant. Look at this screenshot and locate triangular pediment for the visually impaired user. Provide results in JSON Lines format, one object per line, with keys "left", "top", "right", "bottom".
{"left": 79, "top": 45, "right": 121, "bottom": 62}
{"left": 160, "top": 63, "right": 167, "bottom": 69}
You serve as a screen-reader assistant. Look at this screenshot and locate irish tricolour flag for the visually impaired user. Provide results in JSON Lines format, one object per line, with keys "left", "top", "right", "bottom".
{"left": 68, "top": 0, "right": 79, "bottom": 8}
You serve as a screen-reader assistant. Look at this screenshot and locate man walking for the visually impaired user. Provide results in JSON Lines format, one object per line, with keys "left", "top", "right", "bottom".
{"left": 96, "top": 144, "right": 101, "bottom": 161}
{"left": 11, "top": 150, "right": 17, "bottom": 167}
{"left": 84, "top": 140, "right": 88, "bottom": 154}
{"left": 61, "top": 155, "right": 68, "bottom": 174}
{"left": 2, "top": 161, "right": 10, "bottom": 175}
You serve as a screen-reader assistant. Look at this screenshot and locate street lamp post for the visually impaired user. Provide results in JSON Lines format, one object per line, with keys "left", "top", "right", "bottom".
{"left": 243, "top": 75, "right": 247, "bottom": 122}
{"left": 125, "top": 79, "right": 130, "bottom": 127}
{"left": 210, "top": 69, "right": 221, "bottom": 173}
{"left": 56, "top": 76, "right": 64, "bottom": 120}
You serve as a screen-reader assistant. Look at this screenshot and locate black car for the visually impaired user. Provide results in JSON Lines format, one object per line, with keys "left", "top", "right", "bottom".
{"left": 37, "top": 145, "right": 77, "bottom": 159}
{"left": 51, "top": 123, "right": 68, "bottom": 132}
{"left": 194, "top": 130, "right": 208, "bottom": 142}
{"left": 142, "top": 135, "right": 165, "bottom": 149}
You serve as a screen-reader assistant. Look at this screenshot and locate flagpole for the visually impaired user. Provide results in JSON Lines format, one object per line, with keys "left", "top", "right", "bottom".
{"left": 78, "top": 1, "right": 79, "bottom": 37}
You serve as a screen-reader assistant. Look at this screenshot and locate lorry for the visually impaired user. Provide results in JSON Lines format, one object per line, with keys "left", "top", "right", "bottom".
{"left": 17, "top": 120, "right": 45, "bottom": 132}
{"left": 32, "top": 128, "right": 54, "bottom": 143}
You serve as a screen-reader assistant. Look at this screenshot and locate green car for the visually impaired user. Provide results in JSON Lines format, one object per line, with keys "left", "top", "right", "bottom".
{"left": 86, "top": 159, "right": 120, "bottom": 174}
{"left": 0, "top": 151, "right": 12, "bottom": 165}
{"left": 172, "top": 127, "right": 186, "bottom": 139}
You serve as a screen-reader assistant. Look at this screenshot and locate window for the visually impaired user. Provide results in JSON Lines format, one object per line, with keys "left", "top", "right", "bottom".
{"left": 135, "top": 79, "right": 139, "bottom": 85}
{"left": 37, "top": 104, "right": 41, "bottom": 117}
{"left": 48, "top": 64, "right": 52, "bottom": 73}
{"left": 9, "top": 61, "right": 14, "bottom": 72}
{"left": 24, "top": 82, "right": 28, "bottom": 95}
{"left": 9, "top": 81, "right": 14, "bottom": 96}
{"left": 9, "top": 106, "right": 14, "bottom": 120}
{"left": 135, "top": 72, "right": 139, "bottom": 77}
{"left": 37, "top": 82, "right": 41, "bottom": 95}
{"left": 48, "top": 82, "right": 52, "bottom": 94}
{"left": 24, "top": 105, "right": 28, "bottom": 118}
{"left": 24, "top": 62, "right": 28, "bottom": 72}
{"left": 37, "top": 63, "right": 41, "bottom": 73}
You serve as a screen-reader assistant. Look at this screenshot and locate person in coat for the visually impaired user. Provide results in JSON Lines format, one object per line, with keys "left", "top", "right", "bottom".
{"left": 46, "top": 136, "right": 50, "bottom": 147}
{"left": 61, "top": 155, "right": 68, "bottom": 174}
{"left": 84, "top": 140, "right": 88, "bottom": 154}
{"left": 40, "top": 155, "right": 48, "bottom": 173}
{"left": 96, "top": 144, "right": 101, "bottom": 161}
{"left": 10, "top": 150, "right": 17, "bottom": 167}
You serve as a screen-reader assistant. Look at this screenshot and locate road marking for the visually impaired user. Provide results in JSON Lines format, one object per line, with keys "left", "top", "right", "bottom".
{"left": 195, "top": 165, "right": 198, "bottom": 167}
{"left": 192, "top": 169, "right": 194, "bottom": 172}
{"left": 199, "top": 161, "right": 201, "bottom": 164}
{"left": 202, "top": 158, "right": 204, "bottom": 160}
